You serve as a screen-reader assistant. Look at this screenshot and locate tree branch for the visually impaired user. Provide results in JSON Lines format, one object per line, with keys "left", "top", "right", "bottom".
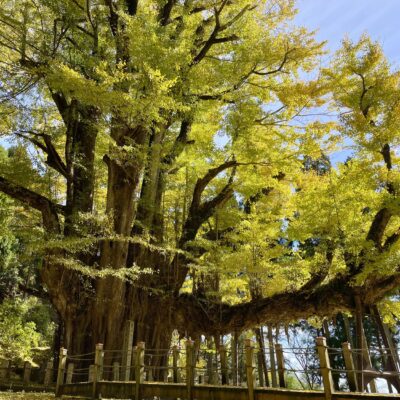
{"left": 175, "top": 271, "right": 400, "bottom": 335}
{"left": 13, "top": 131, "right": 68, "bottom": 178}
{"left": 162, "top": 119, "right": 194, "bottom": 168}
{"left": 159, "top": 0, "right": 176, "bottom": 26}
{"left": 180, "top": 160, "right": 237, "bottom": 245}
{"left": 253, "top": 48, "right": 294, "bottom": 76}
{"left": 0, "top": 175, "right": 64, "bottom": 232}
{"left": 366, "top": 208, "right": 392, "bottom": 249}
{"left": 126, "top": 0, "right": 139, "bottom": 16}
{"left": 190, "top": 1, "right": 252, "bottom": 65}
{"left": 384, "top": 228, "right": 400, "bottom": 250}
{"left": 190, "top": 160, "right": 237, "bottom": 212}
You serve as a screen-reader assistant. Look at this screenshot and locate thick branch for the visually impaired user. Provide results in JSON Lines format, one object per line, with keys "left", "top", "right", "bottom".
{"left": 384, "top": 228, "right": 400, "bottom": 250}
{"left": 0, "top": 175, "right": 63, "bottom": 232}
{"left": 42, "top": 134, "right": 69, "bottom": 177}
{"left": 126, "top": 0, "right": 138, "bottom": 15}
{"left": 159, "top": 0, "right": 176, "bottom": 26}
{"left": 366, "top": 208, "right": 392, "bottom": 249}
{"left": 180, "top": 161, "right": 236, "bottom": 246}
{"left": 162, "top": 119, "right": 193, "bottom": 168}
{"left": 190, "top": 160, "right": 237, "bottom": 212}
{"left": 175, "top": 272, "right": 400, "bottom": 335}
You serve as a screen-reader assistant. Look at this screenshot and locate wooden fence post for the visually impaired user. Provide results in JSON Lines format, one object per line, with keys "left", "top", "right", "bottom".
{"left": 55, "top": 347, "right": 67, "bottom": 397}
{"left": 135, "top": 341, "right": 145, "bottom": 400}
{"left": 220, "top": 345, "right": 229, "bottom": 385}
{"left": 316, "top": 337, "right": 334, "bottom": 400}
{"left": 131, "top": 346, "right": 137, "bottom": 381}
{"left": 342, "top": 342, "right": 358, "bottom": 392}
{"left": 148, "top": 366, "right": 154, "bottom": 382}
{"left": 186, "top": 339, "right": 194, "bottom": 400}
{"left": 122, "top": 320, "right": 134, "bottom": 381}
{"left": 172, "top": 345, "right": 180, "bottom": 383}
{"left": 6, "top": 360, "right": 11, "bottom": 380}
{"left": 245, "top": 339, "right": 255, "bottom": 400}
{"left": 66, "top": 363, "right": 74, "bottom": 384}
{"left": 0, "top": 359, "right": 10, "bottom": 379}
{"left": 113, "top": 362, "right": 120, "bottom": 381}
{"left": 275, "top": 343, "right": 286, "bottom": 388}
{"left": 44, "top": 360, "right": 53, "bottom": 386}
{"left": 92, "top": 343, "right": 104, "bottom": 399}
{"left": 23, "top": 361, "right": 31, "bottom": 385}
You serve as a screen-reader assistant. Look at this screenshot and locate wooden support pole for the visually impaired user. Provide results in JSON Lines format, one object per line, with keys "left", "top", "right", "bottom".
{"left": 268, "top": 325, "right": 278, "bottom": 387}
{"left": 257, "top": 349, "right": 264, "bottom": 387}
{"left": 172, "top": 345, "right": 180, "bottom": 383}
{"left": 44, "top": 360, "right": 53, "bottom": 386}
{"left": 186, "top": 339, "right": 194, "bottom": 400}
{"left": 122, "top": 320, "right": 134, "bottom": 381}
{"left": 92, "top": 343, "right": 104, "bottom": 399}
{"left": 381, "top": 318, "right": 400, "bottom": 370}
{"left": 66, "top": 363, "right": 74, "bottom": 384}
{"left": 361, "top": 327, "right": 377, "bottom": 393}
{"left": 275, "top": 343, "right": 286, "bottom": 388}
{"left": 231, "top": 332, "right": 238, "bottom": 385}
{"left": 113, "top": 362, "right": 120, "bottom": 381}
{"left": 55, "top": 347, "right": 67, "bottom": 397}
{"left": 206, "top": 339, "right": 214, "bottom": 384}
{"left": 354, "top": 296, "right": 364, "bottom": 392}
{"left": 342, "top": 342, "right": 358, "bottom": 392}
{"left": 220, "top": 344, "right": 229, "bottom": 385}
{"left": 316, "top": 337, "right": 334, "bottom": 400}
{"left": 135, "top": 341, "right": 145, "bottom": 400}
{"left": 245, "top": 339, "right": 255, "bottom": 400}
{"left": 23, "top": 361, "right": 31, "bottom": 385}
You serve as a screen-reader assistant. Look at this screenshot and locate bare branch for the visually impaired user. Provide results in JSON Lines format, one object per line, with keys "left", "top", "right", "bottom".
{"left": 253, "top": 48, "right": 295, "bottom": 76}
{"left": 190, "top": 1, "right": 252, "bottom": 65}
{"left": 13, "top": 131, "right": 68, "bottom": 178}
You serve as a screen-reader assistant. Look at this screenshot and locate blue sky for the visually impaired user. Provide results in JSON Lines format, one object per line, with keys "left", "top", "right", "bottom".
{"left": 294, "top": 0, "right": 400, "bottom": 66}
{"left": 294, "top": 0, "right": 400, "bottom": 165}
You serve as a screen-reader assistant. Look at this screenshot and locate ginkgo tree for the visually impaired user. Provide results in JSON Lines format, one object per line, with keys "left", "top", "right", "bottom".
{"left": 0, "top": 0, "right": 399, "bottom": 366}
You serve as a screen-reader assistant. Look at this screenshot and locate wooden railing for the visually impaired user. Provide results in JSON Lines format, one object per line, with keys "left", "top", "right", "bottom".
{"left": 55, "top": 336, "right": 400, "bottom": 399}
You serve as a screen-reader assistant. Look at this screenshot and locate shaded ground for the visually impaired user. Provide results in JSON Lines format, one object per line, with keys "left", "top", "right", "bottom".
{"left": 0, "top": 393, "right": 54, "bottom": 400}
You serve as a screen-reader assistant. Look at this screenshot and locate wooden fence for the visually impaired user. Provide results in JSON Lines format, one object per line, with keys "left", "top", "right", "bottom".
{"left": 55, "top": 337, "right": 400, "bottom": 400}
{"left": 0, "top": 357, "right": 54, "bottom": 392}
